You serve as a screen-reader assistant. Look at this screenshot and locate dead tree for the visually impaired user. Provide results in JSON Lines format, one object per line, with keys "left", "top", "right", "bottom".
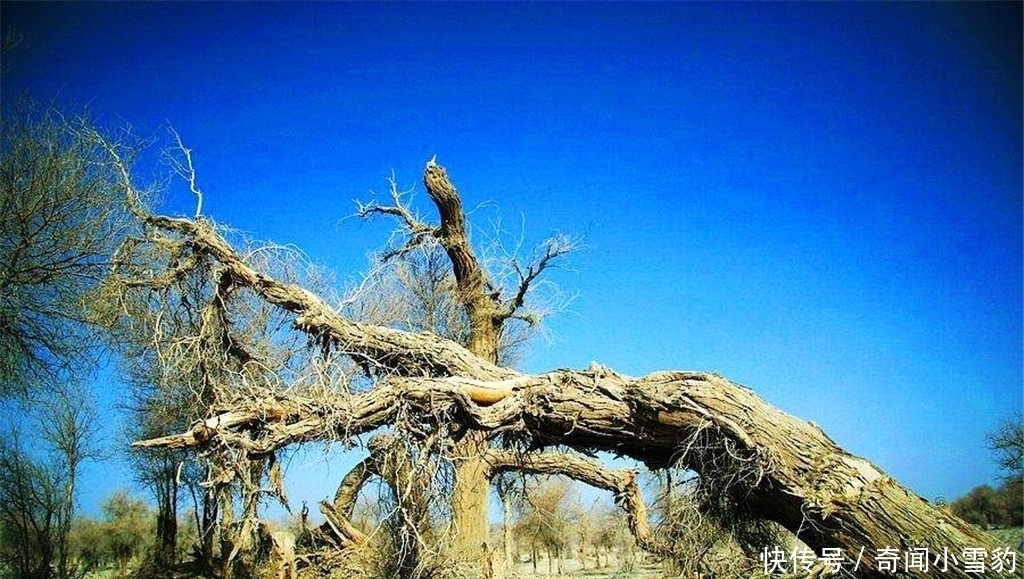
{"left": 103, "top": 149, "right": 999, "bottom": 578}
{"left": 354, "top": 160, "right": 578, "bottom": 565}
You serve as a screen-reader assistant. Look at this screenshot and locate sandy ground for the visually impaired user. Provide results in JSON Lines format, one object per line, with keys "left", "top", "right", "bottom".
{"left": 509, "top": 556, "right": 664, "bottom": 578}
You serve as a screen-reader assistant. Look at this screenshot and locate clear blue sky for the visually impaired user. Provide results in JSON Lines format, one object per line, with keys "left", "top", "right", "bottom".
{"left": 2, "top": 2, "right": 1021, "bottom": 516}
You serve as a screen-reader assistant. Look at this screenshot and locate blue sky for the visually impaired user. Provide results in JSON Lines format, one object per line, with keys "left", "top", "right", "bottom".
{"left": 2, "top": 2, "right": 1021, "bottom": 516}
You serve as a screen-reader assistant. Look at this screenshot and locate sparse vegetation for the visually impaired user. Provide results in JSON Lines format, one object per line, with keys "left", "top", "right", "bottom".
{"left": 951, "top": 481, "right": 1023, "bottom": 530}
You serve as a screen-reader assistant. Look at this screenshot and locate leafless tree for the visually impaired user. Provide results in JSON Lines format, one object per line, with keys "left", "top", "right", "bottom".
{"left": 987, "top": 413, "right": 1023, "bottom": 482}
{"left": 0, "top": 431, "right": 62, "bottom": 579}
{"left": 0, "top": 101, "right": 133, "bottom": 579}
{"left": 353, "top": 168, "right": 580, "bottom": 571}
{"left": 0, "top": 101, "right": 134, "bottom": 399}
{"left": 42, "top": 386, "right": 101, "bottom": 579}
{"left": 513, "top": 477, "right": 576, "bottom": 575}
{"left": 0, "top": 383, "right": 100, "bottom": 579}
{"left": 81, "top": 124, "right": 1003, "bottom": 579}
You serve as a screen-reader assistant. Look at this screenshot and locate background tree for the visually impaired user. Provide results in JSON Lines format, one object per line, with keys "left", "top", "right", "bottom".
{"left": 492, "top": 473, "right": 519, "bottom": 575}
{"left": 0, "top": 387, "right": 99, "bottom": 579}
{"left": 951, "top": 414, "right": 1024, "bottom": 531}
{"left": 952, "top": 485, "right": 1000, "bottom": 529}
{"left": 987, "top": 414, "right": 1024, "bottom": 530}
{"left": 110, "top": 281, "right": 218, "bottom": 570}
{"left": 0, "top": 101, "right": 133, "bottom": 398}
{"left": 0, "top": 101, "right": 131, "bottom": 579}
{"left": 513, "top": 477, "right": 576, "bottom": 575}
{"left": 68, "top": 516, "right": 106, "bottom": 574}
{"left": 590, "top": 503, "right": 632, "bottom": 570}
{"left": 987, "top": 413, "right": 1023, "bottom": 482}
{"left": 101, "top": 490, "right": 154, "bottom": 574}
{"left": 0, "top": 432, "right": 62, "bottom": 579}
{"left": 39, "top": 385, "right": 100, "bottom": 579}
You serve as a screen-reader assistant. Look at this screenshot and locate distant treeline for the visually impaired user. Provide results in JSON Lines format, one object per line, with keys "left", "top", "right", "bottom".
{"left": 950, "top": 478, "right": 1023, "bottom": 530}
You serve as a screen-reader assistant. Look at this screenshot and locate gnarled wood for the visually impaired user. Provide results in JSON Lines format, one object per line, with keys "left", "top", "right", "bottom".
{"left": 421, "top": 161, "right": 507, "bottom": 563}
{"left": 131, "top": 212, "right": 516, "bottom": 383}
{"left": 137, "top": 365, "right": 999, "bottom": 578}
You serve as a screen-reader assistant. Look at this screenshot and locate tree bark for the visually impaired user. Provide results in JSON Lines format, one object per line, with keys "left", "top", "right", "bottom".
{"left": 449, "top": 431, "right": 492, "bottom": 563}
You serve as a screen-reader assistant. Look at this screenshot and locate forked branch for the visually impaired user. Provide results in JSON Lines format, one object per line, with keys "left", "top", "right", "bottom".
{"left": 502, "top": 232, "right": 580, "bottom": 323}
{"left": 356, "top": 173, "right": 437, "bottom": 261}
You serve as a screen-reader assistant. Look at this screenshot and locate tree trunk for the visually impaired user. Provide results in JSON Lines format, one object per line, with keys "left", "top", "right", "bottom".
{"left": 500, "top": 482, "right": 515, "bottom": 575}
{"left": 423, "top": 161, "right": 504, "bottom": 568}
{"left": 137, "top": 366, "right": 1004, "bottom": 579}
{"left": 451, "top": 431, "right": 492, "bottom": 562}
{"left": 155, "top": 460, "right": 178, "bottom": 567}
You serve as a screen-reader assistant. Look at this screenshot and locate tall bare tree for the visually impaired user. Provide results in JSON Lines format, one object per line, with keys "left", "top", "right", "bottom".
{"left": 355, "top": 166, "right": 578, "bottom": 567}
{"left": 0, "top": 431, "right": 62, "bottom": 579}
{"left": 987, "top": 413, "right": 1023, "bottom": 482}
{"left": 0, "top": 383, "right": 100, "bottom": 579}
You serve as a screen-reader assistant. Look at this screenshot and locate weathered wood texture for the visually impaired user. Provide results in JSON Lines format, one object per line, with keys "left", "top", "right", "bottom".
{"left": 138, "top": 364, "right": 999, "bottom": 578}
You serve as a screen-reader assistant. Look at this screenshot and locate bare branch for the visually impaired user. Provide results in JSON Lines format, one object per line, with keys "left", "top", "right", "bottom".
{"left": 501, "top": 232, "right": 581, "bottom": 322}
{"left": 0, "top": 102, "right": 137, "bottom": 397}
{"left": 986, "top": 412, "right": 1024, "bottom": 480}
{"left": 165, "top": 126, "right": 204, "bottom": 219}
{"left": 100, "top": 181, "right": 515, "bottom": 379}
{"left": 356, "top": 173, "right": 436, "bottom": 261}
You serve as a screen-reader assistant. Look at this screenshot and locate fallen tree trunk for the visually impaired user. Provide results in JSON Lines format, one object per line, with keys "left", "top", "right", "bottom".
{"left": 137, "top": 363, "right": 1001, "bottom": 578}
{"left": 102, "top": 145, "right": 1000, "bottom": 577}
